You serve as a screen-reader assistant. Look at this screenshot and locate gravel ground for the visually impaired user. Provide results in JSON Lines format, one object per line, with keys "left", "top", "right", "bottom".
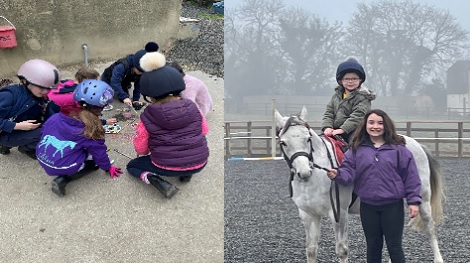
{"left": 165, "top": 1, "right": 224, "bottom": 78}
{"left": 224, "top": 158, "right": 470, "bottom": 263}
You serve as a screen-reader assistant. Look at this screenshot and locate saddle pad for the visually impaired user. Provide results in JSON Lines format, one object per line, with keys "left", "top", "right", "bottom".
{"left": 322, "top": 136, "right": 346, "bottom": 164}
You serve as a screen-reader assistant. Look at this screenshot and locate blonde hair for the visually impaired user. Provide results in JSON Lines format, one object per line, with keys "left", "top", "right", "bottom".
{"left": 75, "top": 67, "right": 100, "bottom": 83}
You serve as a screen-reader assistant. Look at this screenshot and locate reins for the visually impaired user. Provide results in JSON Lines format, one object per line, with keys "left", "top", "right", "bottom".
{"left": 321, "top": 137, "right": 341, "bottom": 223}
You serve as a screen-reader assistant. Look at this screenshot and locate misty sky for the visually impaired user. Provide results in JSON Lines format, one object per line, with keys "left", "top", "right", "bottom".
{"left": 227, "top": 0, "right": 470, "bottom": 32}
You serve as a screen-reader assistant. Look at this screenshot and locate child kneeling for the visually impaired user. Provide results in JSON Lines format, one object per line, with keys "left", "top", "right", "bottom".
{"left": 36, "top": 80, "right": 123, "bottom": 197}
{"left": 126, "top": 51, "right": 209, "bottom": 199}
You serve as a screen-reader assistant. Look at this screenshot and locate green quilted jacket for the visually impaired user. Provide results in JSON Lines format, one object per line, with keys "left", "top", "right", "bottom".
{"left": 321, "top": 85, "right": 376, "bottom": 134}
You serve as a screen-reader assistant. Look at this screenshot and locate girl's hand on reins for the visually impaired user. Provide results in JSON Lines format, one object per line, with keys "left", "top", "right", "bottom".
{"left": 323, "top": 128, "right": 334, "bottom": 136}
{"left": 327, "top": 169, "right": 337, "bottom": 180}
{"left": 331, "top": 128, "right": 344, "bottom": 136}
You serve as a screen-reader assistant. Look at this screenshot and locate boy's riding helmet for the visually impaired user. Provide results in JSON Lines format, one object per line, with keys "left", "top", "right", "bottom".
{"left": 73, "top": 79, "right": 114, "bottom": 107}
{"left": 335, "top": 57, "right": 366, "bottom": 86}
{"left": 17, "top": 59, "right": 60, "bottom": 89}
{"left": 139, "top": 51, "right": 185, "bottom": 98}
{"left": 133, "top": 42, "right": 159, "bottom": 72}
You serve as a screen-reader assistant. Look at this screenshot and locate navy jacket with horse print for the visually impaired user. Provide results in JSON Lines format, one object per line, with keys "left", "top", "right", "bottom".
{"left": 335, "top": 143, "right": 422, "bottom": 206}
{"left": 36, "top": 113, "right": 112, "bottom": 176}
{"left": 138, "top": 98, "right": 209, "bottom": 170}
{"left": 0, "top": 84, "right": 57, "bottom": 134}
{"left": 321, "top": 85, "right": 376, "bottom": 135}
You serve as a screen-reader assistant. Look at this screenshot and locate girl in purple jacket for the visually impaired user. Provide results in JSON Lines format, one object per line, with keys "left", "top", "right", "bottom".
{"left": 36, "top": 80, "right": 123, "bottom": 197}
{"left": 126, "top": 51, "right": 209, "bottom": 199}
{"left": 327, "top": 109, "right": 421, "bottom": 263}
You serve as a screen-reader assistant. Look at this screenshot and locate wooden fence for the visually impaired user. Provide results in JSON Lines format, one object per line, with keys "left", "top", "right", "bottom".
{"left": 232, "top": 100, "right": 470, "bottom": 120}
{"left": 224, "top": 120, "right": 470, "bottom": 158}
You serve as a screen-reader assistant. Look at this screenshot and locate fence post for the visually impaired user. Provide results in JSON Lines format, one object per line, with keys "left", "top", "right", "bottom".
{"left": 225, "top": 123, "right": 231, "bottom": 158}
{"left": 458, "top": 122, "right": 463, "bottom": 158}
{"left": 247, "top": 121, "right": 252, "bottom": 157}
{"left": 434, "top": 129, "right": 439, "bottom": 158}
{"left": 271, "top": 99, "right": 277, "bottom": 158}
{"left": 406, "top": 122, "right": 412, "bottom": 136}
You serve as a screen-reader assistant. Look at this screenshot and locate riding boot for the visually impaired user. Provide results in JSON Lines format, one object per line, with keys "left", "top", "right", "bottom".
{"left": 179, "top": 175, "right": 193, "bottom": 182}
{"left": 51, "top": 176, "right": 70, "bottom": 197}
{"left": 147, "top": 173, "right": 179, "bottom": 199}
{"left": 0, "top": 145, "right": 12, "bottom": 155}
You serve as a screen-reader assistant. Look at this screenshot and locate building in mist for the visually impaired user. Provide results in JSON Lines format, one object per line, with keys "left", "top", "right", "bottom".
{"left": 447, "top": 61, "right": 470, "bottom": 115}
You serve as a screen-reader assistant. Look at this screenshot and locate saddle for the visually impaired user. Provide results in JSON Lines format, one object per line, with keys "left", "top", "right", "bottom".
{"left": 321, "top": 135, "right": 348, "bottom": 164}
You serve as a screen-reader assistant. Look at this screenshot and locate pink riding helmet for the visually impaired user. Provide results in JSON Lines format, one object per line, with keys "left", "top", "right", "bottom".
{"left": 17, "top": 59, "right": 60, "bottom": 89}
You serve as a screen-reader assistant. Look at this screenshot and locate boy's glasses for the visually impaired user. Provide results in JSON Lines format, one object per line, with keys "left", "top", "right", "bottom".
{"left": 342, "top": 78, "right": 360, "bottom": 82}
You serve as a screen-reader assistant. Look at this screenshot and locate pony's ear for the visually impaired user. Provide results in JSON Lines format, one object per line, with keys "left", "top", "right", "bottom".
{"left": 299, "top": 106, "right": 308, "bottom": 121}
{"left": 274, "top": 109, "right": 286, "bottom": 129}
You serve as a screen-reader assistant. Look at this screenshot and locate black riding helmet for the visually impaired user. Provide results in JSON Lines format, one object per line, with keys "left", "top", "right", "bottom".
{"left": 336, "top": 57, "right": 366, "bottom": 86}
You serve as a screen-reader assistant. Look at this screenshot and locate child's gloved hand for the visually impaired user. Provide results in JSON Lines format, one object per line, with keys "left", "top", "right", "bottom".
{"left": 108, "top": 166, "right": 123, "bottom": 179}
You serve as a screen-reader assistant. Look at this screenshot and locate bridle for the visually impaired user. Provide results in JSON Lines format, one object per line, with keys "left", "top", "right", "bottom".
{"left": 278, "top": 118, "right": 314, "bottom": 173}
{"left": 278, "top": 116, "right": 330, "bottom": 176}
{"left": 278, "top": 116, "right": 342, "bottom": 223}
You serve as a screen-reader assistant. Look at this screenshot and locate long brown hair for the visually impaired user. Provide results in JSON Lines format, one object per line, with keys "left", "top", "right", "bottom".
{"left": 69, "top": 108, "right": 105, "bottom": 140}
{"left": 350, "top": 109, "right": 405, "bottom": 150}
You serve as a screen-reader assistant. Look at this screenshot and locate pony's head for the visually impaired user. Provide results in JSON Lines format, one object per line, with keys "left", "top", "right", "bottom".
{"left": 275, "top": 106, "right": 313, "bottom": 180}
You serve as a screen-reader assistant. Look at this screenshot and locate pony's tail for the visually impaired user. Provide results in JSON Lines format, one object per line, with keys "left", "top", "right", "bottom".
{"left": 409, "top": 146, "right": 446, "bottom": 231}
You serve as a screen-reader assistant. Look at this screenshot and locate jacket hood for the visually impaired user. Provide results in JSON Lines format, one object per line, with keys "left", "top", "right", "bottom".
{"left": 335, "top": 85, "right": 376, "bottom": 101}
{"left": 57, "top": 113, "right": 85, "bottom": 139}
{"left": 142, "top": 99, "right": 195, "bottom": 130}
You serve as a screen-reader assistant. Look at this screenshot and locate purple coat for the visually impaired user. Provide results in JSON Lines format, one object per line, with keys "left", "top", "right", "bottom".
{"left": 140, "top": 98, "right": 209, "bottom": 169}
{"left": 36, "top": 113, "right": 111, "bottom": 176}
{"left": 335, "top": 143, "right": 422, "bottom": 206}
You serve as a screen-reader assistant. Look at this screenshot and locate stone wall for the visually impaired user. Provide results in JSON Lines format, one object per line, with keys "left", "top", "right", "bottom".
{"left": 0, "top": 0, "right": 182, "bottom": 77}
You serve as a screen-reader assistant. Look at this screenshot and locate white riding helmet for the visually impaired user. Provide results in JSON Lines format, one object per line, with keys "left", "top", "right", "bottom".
{"left": 17, "top": 59, "right": 60, "bottom": 89}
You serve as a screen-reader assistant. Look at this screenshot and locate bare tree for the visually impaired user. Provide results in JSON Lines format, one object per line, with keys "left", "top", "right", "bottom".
{"left": 224, "top": 8, "right": 241, "bottom": 102}
{"left": 278, "top": 7, "right": 343, "bottom": 95}
{"left": 347, "top": 0, "right": 469, "bottom": 96}
{"left": 224, "top": 0, "right": 285, "bottom": 110}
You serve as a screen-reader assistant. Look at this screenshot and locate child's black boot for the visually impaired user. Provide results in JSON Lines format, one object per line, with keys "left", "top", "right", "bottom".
{"left": 0, "top": 145, "right": 11, "bottom": 155}
{"left": 179, "top": 175, "right": 193, "bottom": 182}
{"left": 51, "top": 176, "right": 70, "bottom": 197}
{"left": 147, "top": 173, "right": 179, "bottom": 198}
{"left": 51, "top": 161, "right": 98, "bottom": 197}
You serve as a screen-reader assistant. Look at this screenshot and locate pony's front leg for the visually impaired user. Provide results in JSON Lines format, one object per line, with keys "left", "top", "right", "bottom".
{"left": 299, "top": 209, "right": 321, "bottom": 263}
{"left": 332, "top": 213, "right": 349, "bottom": 263}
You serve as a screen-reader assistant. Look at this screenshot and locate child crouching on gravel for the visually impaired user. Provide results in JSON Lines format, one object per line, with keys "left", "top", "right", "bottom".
{"left": 36, "top": 79, "right": 123, "bottom": 197}
{"left": 126, "top": 51, "right": 209, "bottom": 199}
